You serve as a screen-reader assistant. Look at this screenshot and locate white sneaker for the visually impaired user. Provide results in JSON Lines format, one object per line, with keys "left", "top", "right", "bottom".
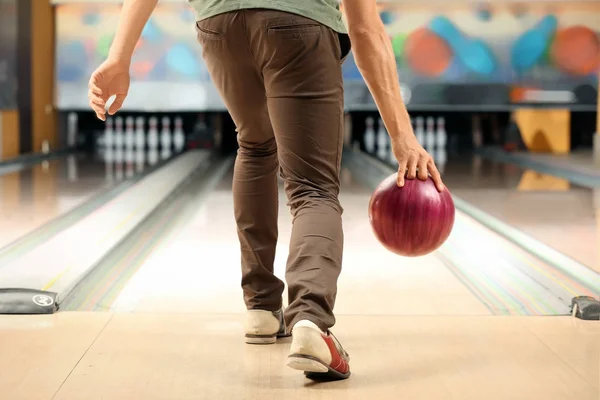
{"left": 245, "top": 308, "right": 288, "bottom": 344}
{"left": 287, "top": 320, "right": 351, "bottom": 380}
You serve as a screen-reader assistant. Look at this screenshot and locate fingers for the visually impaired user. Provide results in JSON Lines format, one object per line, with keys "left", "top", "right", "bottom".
{"left": 89, "top": 99, "right": 106, "bottom": 121}
{"left": 396, "top": 159, "right": 408, "bottom": 187}
{"left": 88, "top": 75, "right": 107, "bottom": 121}
{"left": 88, "top": 79, "right": 103, "bottom": 97}
{"left": 427, "top": 158, "right": 445, "bottom": 192}
{"left": 417, "top": 158, "right": 428, "bottom": 181}
{"left": 406, "top": 154, "right": 418, "bottom": 180}
{"left": 108, "top": 93, "right": 127, "bottom": 115}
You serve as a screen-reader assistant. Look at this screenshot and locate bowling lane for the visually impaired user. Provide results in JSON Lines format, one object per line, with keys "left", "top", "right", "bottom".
{"left": 66, "top": 162, "right": 491, "bottom": 316}
{"left": 0, "top": 150, "right": 156, "bottom": 250}
{"left": 441, "top": 154, "right": 600, "bottom": 272}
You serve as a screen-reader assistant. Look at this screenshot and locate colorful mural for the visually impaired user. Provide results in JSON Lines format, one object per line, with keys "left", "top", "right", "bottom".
{"left": 55, "top": 2, "right": 599, "bottom": 111}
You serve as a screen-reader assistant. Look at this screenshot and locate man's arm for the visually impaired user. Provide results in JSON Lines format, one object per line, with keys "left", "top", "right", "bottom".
{"left": 342, "top": 1, "right": 409, "bottom": 144}
{"left": 341, "top": 0, "right": 443, "bottom": 190}
{"left": 108, "top": 0, "right": 159, "bottom": 63}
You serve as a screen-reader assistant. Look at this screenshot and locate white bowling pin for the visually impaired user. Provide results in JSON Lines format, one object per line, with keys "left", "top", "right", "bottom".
{"left": 173, "top": 117, "right": 185, "bottom": 152}
{"left": 148, "top": 148, "right": 159, "bottom": 166}
{"left": 114, "top": 148, "right": 124, "bottom": 181}
{"left": 115, "top": 163, "right": 124, "bottom": 181}
{"left": 161, "top": 116, "right": 172, "bottom": 151}
{"left": 125, "top": 116, "right": 135, "bottom": 151}
{"left": 147, "top": 117, "right": 159, "bottom": 149}
{"left": 415, "top": 117, "right": 425, "bottom": 145}
{"left": 104, "top": 117, "right": 114, "bottom": 149}
{"left": 125, "top": 149, "right": 135, "bottom": 177}
{"left": 364, "top": 117, "right": 376, "bottom": 153}
{"left": 161, "top": 148, "right": 172, "bottom": 160}
{"left": 472, "top": 115, "right": 483, "bottom": 148}
{"left": 104, "top": 148, "right": 114, "bottom": 182}
{"left": 135, "top": 149, "right": 145, "bottom": 172}
{"left": 376, "top": 118, "right": 388, "bottom": 160}
{"left": 114, "top": 117, "right": 124, "bottom": 148}
{"left": 426, "top": 117, "right": 435, "bottom": 151}
{"left": 67, "top": 154, "right": 78, "bottom": 182}
{"left": 436, "top": 117, "right": 447, "bottom": 149}
{"left": 114, "top": 147, "right": 124, "bottom": 164}
{"left": 41, "top": 140, "right": 50, "bottom": 154}
{"left": 135, "top": 117, "right": 146, "bottom": 150}
{"left": 435, "top": 149, "right": 447, "bottom": 174}
{"left": 67, "top": 112, "right": 78, "bottom": 149}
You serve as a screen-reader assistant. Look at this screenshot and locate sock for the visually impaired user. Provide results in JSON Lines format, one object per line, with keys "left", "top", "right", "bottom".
{"left": 293, "top": 319, "right": 326, "bottom": 335}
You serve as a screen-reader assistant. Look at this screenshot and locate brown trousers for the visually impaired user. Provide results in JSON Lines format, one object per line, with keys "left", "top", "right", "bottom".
{"left": 197, "top": 10, "right": 350, "bottom": 331}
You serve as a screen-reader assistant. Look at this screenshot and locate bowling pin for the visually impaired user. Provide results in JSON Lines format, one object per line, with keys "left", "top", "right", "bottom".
{"left": 435, "top": 148, "right": 447, "bottom": 175}
{"left": 161, "top": 116, "right": 172, "bottom": 151}
{"left": 114, "top": 147, "right": 124, "bottom": 165}
{"left": 415, "top": 117, "right": 425, "bottom": 145}
{"left": 161, "top": 147, "right": 172, "bottom": 160}
{"left": 426, "top": 117, "right": 436, "bottom": 151}
{"left": 114, "top": 117, "right": 124, "bottom": 149}
{"left": 147, "top": 116, "right": 159, "bottom": 149}
{"left": 472, "top": 115, "right": 483, "bottom": 148}
{"left": 364, "top": 117, "right": 376, "bottom": 153}
{"left": 135, "top": 116, "right": 145, "bottom": 150}
{"left": 376, "top": 118, "right": 388, "bottom": 160}
{"left": 125, "top": 149, "right": 135, "bottom": 177}
{"left": 125, "top": 116, "right": 135, "bottom": 151}
{"left": 436, "top": 117, "right": 447, "bottom": 150}
{"left": 41, "top": 140, "right": 50, "bottom": 154}
{"left": 67, "top": 112, "right": 78, "bottom": 149}
{"left": 115, "top": 162, "right": 124, "bottom": 181}
{"left": 173, "top": 116, "right": 185, "bottom": 152}
{"left": 104, "top": 117, "right": 114, "bottom": 149}
{"left": 148, "top": 148, "right": 159, "bottom": 166}
{"left": 67, "top": 154, "right": 78, "bottom": 182}
{"left": 104, "top": 148, "right": 114, "bottom": 182}
{"left": 135, "top": 148, "right": 145, "bottom": 172}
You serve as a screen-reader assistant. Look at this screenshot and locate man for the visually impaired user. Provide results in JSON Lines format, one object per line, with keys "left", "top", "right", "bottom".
{"left": 88, "top": 0, "right": 445, "bottom": 381}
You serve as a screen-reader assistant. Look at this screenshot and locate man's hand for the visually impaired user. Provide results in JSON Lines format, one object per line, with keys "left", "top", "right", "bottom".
{"left": 391, "top": 135, "right": 444, "bottom": 192}
{"left": 88, "top": 58, "right": 130, "bottom": 121}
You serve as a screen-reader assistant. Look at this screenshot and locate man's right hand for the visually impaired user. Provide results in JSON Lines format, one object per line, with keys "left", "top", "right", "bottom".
{"left": 391, "top": 135, "right": 444, "bottom": 192}
{"left": 88, "top": 58, "right": 130, "bottom": 121}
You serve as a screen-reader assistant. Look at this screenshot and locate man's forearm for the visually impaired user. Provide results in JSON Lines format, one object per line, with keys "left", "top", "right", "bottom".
{"left": 108, "top": 0, "right": 159, "bottom": 63}
{"left": 349, "top": 24, "right": 412, "bottom": 140}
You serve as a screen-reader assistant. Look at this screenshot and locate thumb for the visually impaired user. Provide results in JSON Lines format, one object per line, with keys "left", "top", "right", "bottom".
{"left": 108, "top": 93, "right": 127, "bottom": 115}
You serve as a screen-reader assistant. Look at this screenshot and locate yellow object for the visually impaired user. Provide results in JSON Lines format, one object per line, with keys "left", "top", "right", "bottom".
{"left": 517, "top": 170, "right": 570, "bottom": 191}
{"left": 514, "top": 108, "right": 571, "bottom": 154}
{"left": 0, "top": 110, "right": 20, "bottom": 160}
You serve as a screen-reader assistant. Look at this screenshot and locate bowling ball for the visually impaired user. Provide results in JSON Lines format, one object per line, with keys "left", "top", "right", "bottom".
{"left": 368, "top": 174, "right": 455, "bottom": 257}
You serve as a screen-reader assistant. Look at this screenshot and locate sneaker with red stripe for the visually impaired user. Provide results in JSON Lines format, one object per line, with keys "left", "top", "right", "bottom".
{"left": 286, "top": 322, "right": 350, "bottom": 380}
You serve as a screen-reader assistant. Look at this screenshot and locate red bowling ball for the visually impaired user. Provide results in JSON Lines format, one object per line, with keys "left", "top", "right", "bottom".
{"left": 368, "top": 174, "right": 455, "bottom": 257}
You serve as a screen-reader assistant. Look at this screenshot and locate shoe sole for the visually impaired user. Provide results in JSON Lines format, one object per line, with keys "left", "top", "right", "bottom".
{"left": 245, "top": 331, "right": 291, "bottom": 345}
{"left": 287, "top": 354, "right": 351, "bottom": 381}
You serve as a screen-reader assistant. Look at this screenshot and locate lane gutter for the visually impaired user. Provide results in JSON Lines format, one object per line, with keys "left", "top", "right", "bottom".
{"left": 0, "top": 152, "right": 184, "bottom": 269}
{"left": 59, "top": 153, "right": 234, "bottom": 311}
